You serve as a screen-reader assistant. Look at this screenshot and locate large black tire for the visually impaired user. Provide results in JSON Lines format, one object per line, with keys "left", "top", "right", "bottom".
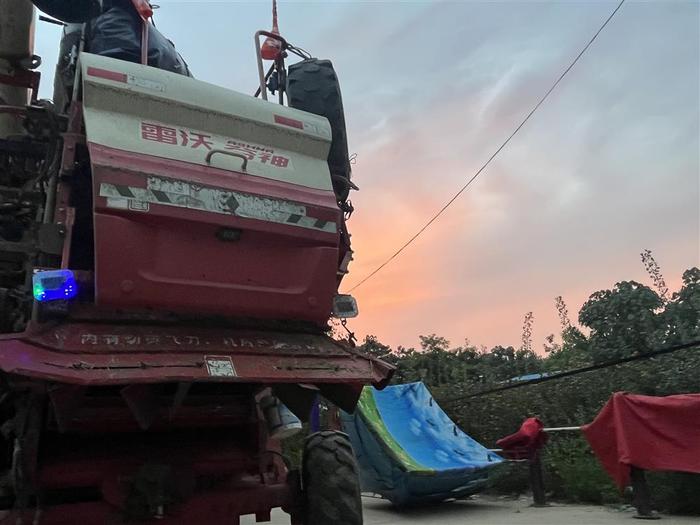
{"left": 287, "top": 59, "right": 353, "bottom": 202}
{"left": 302, "top": 431, "right": 363, "bottom": 525}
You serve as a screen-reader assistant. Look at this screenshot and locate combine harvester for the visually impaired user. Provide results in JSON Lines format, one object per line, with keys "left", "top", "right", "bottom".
{"left": 0, "top": 0, "right": 393, "bottom": 523}
{"left": 342, "top": 382, "right": 503, "bottom": 506}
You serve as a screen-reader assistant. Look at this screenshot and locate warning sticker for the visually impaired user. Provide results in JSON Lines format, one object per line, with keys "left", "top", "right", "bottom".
{"left": 205, "top": 356, "right": 237, "bottom": 377}
{"left": 99, "top": 176, "right": 337, "bottom": 233}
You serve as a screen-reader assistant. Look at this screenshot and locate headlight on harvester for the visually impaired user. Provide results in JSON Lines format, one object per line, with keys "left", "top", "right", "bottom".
{"left": 332, "top": 294, "right": 359, "bottom": 319}
{"left": 32, "top": 270, "right": 78, "bottom": 302}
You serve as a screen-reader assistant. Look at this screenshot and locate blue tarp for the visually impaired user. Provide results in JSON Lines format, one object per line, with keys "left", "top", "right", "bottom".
{"left": 341, "top": 382, "right": 503, "bottom": 506}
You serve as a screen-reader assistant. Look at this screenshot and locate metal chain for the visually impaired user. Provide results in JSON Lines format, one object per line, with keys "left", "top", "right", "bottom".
{"left": 340, "top": 319, "right": 357, "bottom": 347}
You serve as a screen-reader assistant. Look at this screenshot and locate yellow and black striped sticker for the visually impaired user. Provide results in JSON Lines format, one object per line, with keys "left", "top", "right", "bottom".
{"left": 99, "top": 176, "right": 336, "bottom": 233}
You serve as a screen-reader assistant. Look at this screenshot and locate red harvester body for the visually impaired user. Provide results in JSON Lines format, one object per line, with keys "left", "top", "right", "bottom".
{"left": 0, "top": 1, "right": 392, "bottom": 523}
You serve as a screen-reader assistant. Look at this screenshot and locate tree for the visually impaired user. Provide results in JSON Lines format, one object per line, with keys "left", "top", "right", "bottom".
{"left": 419, "top": 334, "right": 450, "bottom": 353}
{"left": 555, "top": 296, "right": 573, "bottom": 331}
{"left": 543, "top": 334, "right": 561, "bottom": 354}
{"left": 641, "top": 249, "right": 669, "bottom": 302}
{"left": 521, "top": 312, "right": 534, "bottom": 353}
{"left": 359, "top": 335, "right": 393, "bottom": 360}
{"left": 662, "top": 267, "right": 700, "bottom": 344}
{"left": 579, "top": 281, "right": 663, "bottom": 363}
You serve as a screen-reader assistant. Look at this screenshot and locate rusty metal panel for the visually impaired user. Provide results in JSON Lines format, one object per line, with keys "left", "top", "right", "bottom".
{"left": 0, "top": 323, "right": 394, "bottom": 387}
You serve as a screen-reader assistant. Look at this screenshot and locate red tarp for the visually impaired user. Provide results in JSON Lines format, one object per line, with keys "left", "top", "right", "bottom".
{"left": 582, "top": 392, "right": 700, "bottom": 488}
{"left": 496, "top": 417, "right": 548, "bottom": 459}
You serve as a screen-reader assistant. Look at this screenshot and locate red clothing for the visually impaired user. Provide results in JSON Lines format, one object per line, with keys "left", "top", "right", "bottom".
{"left": 496, "top": 417, "right": 548, "bottom": 459}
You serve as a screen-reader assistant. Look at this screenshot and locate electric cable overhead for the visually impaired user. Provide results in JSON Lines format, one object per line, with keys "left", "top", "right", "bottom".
{"left": 348, "top": 0, "right": 626, "bottom": 293}
{"left": 441, "top": 338, "right": 700, "bottom": 405}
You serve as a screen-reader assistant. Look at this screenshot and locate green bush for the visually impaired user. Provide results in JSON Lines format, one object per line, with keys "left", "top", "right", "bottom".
{"left": 486, "top": 462, "right": 529, "bottom": 494}
{"left": 647, "top": 472, "right": 700, "bottom": 514}
{"left": 281, "top": 427, "right": 306, "bottom": 469}
{"left": 544, "top": 436, "right": 620, "bottom": 505}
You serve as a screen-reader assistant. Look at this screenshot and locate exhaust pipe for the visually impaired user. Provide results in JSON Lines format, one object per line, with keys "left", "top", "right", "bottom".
{"left": 0, "top": 0, "right": 36, "bottom": 138}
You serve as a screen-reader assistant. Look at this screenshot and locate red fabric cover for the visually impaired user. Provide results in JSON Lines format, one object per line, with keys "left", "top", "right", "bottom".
{"left": 496, "top": 417, "right": 548, "bottom": 459}
{"left": 582, "top": 392, "right": 700, "bottom": 489}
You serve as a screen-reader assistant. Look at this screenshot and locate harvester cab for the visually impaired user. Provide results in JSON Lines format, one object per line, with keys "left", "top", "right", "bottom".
{"left": 0, "top": 1, "right": 392, "bottom": 523}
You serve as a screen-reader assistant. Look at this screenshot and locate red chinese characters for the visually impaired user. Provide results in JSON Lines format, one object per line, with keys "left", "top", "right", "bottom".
{"left": 224, "top": 140, "right": 259, "bottom": 160}
{"left": 225, "top": 139, "right": 291, "bottom": 169}
{"left": 140, "top": 122, "right": 292, "bottom": 169}
{"left": 141, "top": 122, "right": 178, "bottom": 145}
{"left": 182, "top": 131, "right": 214, "bottom": 150}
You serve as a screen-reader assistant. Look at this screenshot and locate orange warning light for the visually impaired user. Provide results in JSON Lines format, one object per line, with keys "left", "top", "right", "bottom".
{"left": 261, "top": 0, "right": 283, "bottom": 61}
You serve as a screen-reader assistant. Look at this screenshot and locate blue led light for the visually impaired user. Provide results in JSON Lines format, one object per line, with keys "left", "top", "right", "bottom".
{"left": 33, "top": 270, "right": 78, "bottom": 302}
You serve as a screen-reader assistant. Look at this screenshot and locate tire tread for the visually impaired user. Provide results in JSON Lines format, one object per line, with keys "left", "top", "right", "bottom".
{"left": 302, "top": 431, "right": 363, "bottom": 525}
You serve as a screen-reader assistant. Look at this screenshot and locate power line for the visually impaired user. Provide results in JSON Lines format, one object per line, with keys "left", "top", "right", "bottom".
{"left": 348, "top": 0, "right": 626, "bottom": 293}
{"left": 441, "top": 338, "right": 700, "bottom": 405}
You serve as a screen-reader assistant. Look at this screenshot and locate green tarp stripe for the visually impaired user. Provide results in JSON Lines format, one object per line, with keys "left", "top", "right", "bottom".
{"left": 357, "top": 388, "right": 434, "bottom": 473}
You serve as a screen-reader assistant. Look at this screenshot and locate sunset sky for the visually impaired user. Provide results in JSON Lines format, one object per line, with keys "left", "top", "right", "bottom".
{"left": 34, "top": 0, "right": 699, "bottom": 352}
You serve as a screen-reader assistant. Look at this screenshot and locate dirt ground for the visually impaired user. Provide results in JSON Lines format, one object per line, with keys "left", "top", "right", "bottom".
{"left": 241, "top": 495, "right": 698, "bottom": 524}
